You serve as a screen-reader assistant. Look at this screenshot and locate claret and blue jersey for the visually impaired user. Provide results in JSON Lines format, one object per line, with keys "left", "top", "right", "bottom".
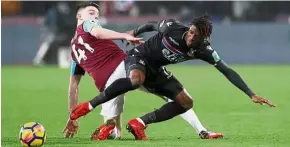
{"left": 70, "top": 18, "right": 126, "bottom": 91}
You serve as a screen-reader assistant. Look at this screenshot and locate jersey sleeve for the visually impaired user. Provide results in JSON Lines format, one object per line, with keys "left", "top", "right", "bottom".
{"left": 70, "top": 60, "right": 85, "bottom": 75}
{"left": 195, "top": 46, "right": 221, "bottom": 65}
{"left": 83, "top": 19, "right": 102, "bottom": 33}
{"left": 157, "top": 19, "right": 183, "bottom": 33}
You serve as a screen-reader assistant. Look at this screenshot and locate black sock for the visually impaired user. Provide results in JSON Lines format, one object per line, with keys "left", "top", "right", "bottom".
{"left": 140, "top": 102, "right": 187, "bottom": 125}
{"left": 89, "top": 78, "right": 135, "bottom": 108}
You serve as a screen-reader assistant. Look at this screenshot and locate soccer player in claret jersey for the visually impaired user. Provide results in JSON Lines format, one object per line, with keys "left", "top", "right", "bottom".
{"left": 64, "top": 2, "right": 223, "bottom": 141}
{"left": 62, "top": 2, "right": 142, "bottom": 140}
{"left": 70, "top": 14, "right": 276, "bottom": 140}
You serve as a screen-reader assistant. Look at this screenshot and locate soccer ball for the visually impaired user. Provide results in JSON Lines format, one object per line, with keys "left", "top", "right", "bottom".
{"left": 19, "top": 122, "right": 47, "bottom": 147}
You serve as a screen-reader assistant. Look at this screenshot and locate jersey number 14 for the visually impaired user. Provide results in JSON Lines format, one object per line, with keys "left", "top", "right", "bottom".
{"left": 72, "top": 36, "right": 95, "bottom": 64}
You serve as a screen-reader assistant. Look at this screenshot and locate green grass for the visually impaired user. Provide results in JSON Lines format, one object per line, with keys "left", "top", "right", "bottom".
{"left": 2, "top": 65, "right": 290, "bottom": 147}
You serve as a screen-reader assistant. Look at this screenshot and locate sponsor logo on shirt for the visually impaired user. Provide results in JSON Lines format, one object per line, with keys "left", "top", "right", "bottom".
{"left": 139, "top": 59, "right": 145, "bottom": 65}
{"left": 166, "top": 22, "right": 172, "bottom": 26}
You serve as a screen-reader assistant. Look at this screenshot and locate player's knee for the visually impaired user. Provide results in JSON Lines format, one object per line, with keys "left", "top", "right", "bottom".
{"left": 176, "top": 92, "right": 193, "bottom": 110}
{"left": 182, "top": 97, "right": 193, "bottom": 110}
{"left": 129, "top": 69, "right": 145, "bottom": 88}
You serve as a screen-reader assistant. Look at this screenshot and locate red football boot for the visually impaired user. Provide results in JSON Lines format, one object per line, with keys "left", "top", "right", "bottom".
{"left": 70, "top": 102, "right": 91, "bottom": 120}
{"left": 91, "top": 119, "right": 116, "bottom": 141}
{"left": 126, "top": 119, "right": 148, "bottom": 140}
{"left": 199, "top": 131, "right": 224, "bottom": 139}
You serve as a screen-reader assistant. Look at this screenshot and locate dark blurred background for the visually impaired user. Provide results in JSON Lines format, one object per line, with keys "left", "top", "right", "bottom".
{"left": 2, "top": 1, "right": 290, "bottom": 66}
{"left": 3, "top": 1, "right": 290, "bottom": 22}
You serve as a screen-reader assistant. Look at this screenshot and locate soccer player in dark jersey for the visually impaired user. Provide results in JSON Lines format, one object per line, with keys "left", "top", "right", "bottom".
{"left": 64, "top": 2, "right": 222, "bottom": 141}
{"left": 70, "top": 14, "right": 276, "bottom": 140}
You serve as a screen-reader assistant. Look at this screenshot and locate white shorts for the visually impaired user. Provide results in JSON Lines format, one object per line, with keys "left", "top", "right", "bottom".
{"left": 100, "top": 61, "right": 126, "bottom": 118}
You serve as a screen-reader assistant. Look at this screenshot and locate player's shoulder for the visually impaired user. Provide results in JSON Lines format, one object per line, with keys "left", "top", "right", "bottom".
{"left": 163, "top": 18, "right": 180, "bottom": 23}
{"left": 84, "top": 19, "right": 99, "bottom": 24}
{"left": 195, "top": 45, "right": 221, "bottom": 64}
{"left": 158, "top": 19, "right": 186, "bottom": 33}
{"left": 160, "top": 19, "right": 183, "bottom": 27}
{"left": 82, "top": 19, "right": 101, "bottom": 33}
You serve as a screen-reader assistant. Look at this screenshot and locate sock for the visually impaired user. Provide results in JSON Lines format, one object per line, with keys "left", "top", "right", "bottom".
{"left": 136, "top": 118, "right": 145, "bottom": 126}
{"left": 166, "top": 98, "right": 207, "bottom": 134}
{"left": 180, "top": 109, "right": 207, "bottom": 134}
{"left": 88, "top": 103, "right": 93, "bottom": 111}
{"left": 109, "top": 127, "right": 120, "bottom": 139}
{"left": 104, "top": 116, "right": 121, "bottom": 139}
{"left": 89, "top": 78, "right": 135, "bottom": 108}
{"left": 140, "top": 102, "right": 187, "bottom": 125}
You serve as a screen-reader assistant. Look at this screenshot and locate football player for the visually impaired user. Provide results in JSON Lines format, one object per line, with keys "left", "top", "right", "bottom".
{"left": 70, "top": 14, "right": 276, "bottom": 140}
{"left": 64, "top": 2, "right": 223, "bottom": 140}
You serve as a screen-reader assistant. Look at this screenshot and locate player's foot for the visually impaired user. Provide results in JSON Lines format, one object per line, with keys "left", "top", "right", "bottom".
{"left": 126, "top": 119, "right": 148, "bottom": 140}
{"left": 107, "top": 127, "right": 121, "bottom": 140}
{"left": 91, "top": 119, "right": 116, "bottom": 141}
{"left": 199, "top": 130, "right": 224, "bottom": 139}
{"left": 70, "top": 102, "right": 91, "bottom": 120}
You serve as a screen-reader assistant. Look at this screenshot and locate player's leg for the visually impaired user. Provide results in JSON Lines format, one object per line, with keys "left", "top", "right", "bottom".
{"left": 91, "top": 94, "right": 125, "bottom": 140}
{"left": 70, "top": 55, "right": 146, "bottom": 120}
{"left": 156, "top": 93, "right": 207, "bottom": 134}
{"left": 88, "top": 55, "right": 146, "bottom": 107}
{"left": 91, "top": 61, "right": 126, "bottom": 140}
{"left": 127, "top": 72, "right": 193, "bottom": 140}
{"left": 139, "top": 87, "right": 207, "bottom": 135}
{"left": 127, "top": 92, "right": 191, "bottom": 140}
{"left": 162, "top": 92, "right": 223, "bottom": 139}
{"left": 100, "top": 95, "right": 124, "bottom": 139}
{"left": 105, "top": 115, "right": 121, "bottom": 139}
{"left": 138, "top": 89, "right": 193, "bottom": 125}
{"left": 127, "top": 67, "right": 221, "bottom": 140}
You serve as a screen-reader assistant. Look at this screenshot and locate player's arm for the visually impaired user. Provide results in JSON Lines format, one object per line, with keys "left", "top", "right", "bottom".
{"left": 198, "top": 46, "right": 275, "bottom": 107}
{"left": 68, "top": 75, "right": 82, "bottom": 111}
{"left": 128, "top": 19, "right": 178, "bottom": 36}
{"left": 130, "top": 21, "right": 159, "bottom": 36}
{"left": 83, "top": 19, "right": 142, "bottom": 42}
{"left": 68, "top": 61, "right": 85, "bottom": 111}
{"left": 63, "top": 60, "right": 85, "bottom": 138}
{"left": 215, "top": 60, "right": 255, "bottom": 98}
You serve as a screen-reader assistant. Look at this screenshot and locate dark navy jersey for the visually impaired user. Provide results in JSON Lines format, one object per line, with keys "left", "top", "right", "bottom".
{"left": 130, "top": 19, "right": 255, "bottom": 98}
{"left": 135, "top": 19, "right": 221, "bottom": 67}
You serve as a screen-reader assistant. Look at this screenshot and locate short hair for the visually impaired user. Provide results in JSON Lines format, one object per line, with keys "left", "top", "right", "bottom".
{"left": 190, "top": 14, "right": 212, "bottom": 38}
{"left": 76, "top": 2, "right": 99, "bottom": 13}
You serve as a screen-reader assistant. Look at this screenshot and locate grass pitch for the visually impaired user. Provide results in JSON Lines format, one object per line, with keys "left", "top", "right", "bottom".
{"left": 2, "top": 65, "right": 290, "bottom": 147}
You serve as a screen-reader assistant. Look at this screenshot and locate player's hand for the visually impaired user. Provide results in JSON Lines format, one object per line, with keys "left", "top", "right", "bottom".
{"left": 121, "top": 39, "right": 131, "bottom": 47}
{"left": 125, "top": 34, "right": 144, "bottom": 45}
{"left": 125, "top": 30, "right": 135, "bottom": 36}
{"left": 122, "top": 31, "right": 139, "bottom": 47}
{"left": 63, "top": 119, "right": 78, "bottom": 138}
{"left": 251, "top": 95, "right": 276, "bottom": 107}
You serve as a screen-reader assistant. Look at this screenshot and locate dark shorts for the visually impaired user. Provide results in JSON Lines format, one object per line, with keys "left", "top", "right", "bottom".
{"left": 124, "top": 54, "right": 183, "bottom": 100}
